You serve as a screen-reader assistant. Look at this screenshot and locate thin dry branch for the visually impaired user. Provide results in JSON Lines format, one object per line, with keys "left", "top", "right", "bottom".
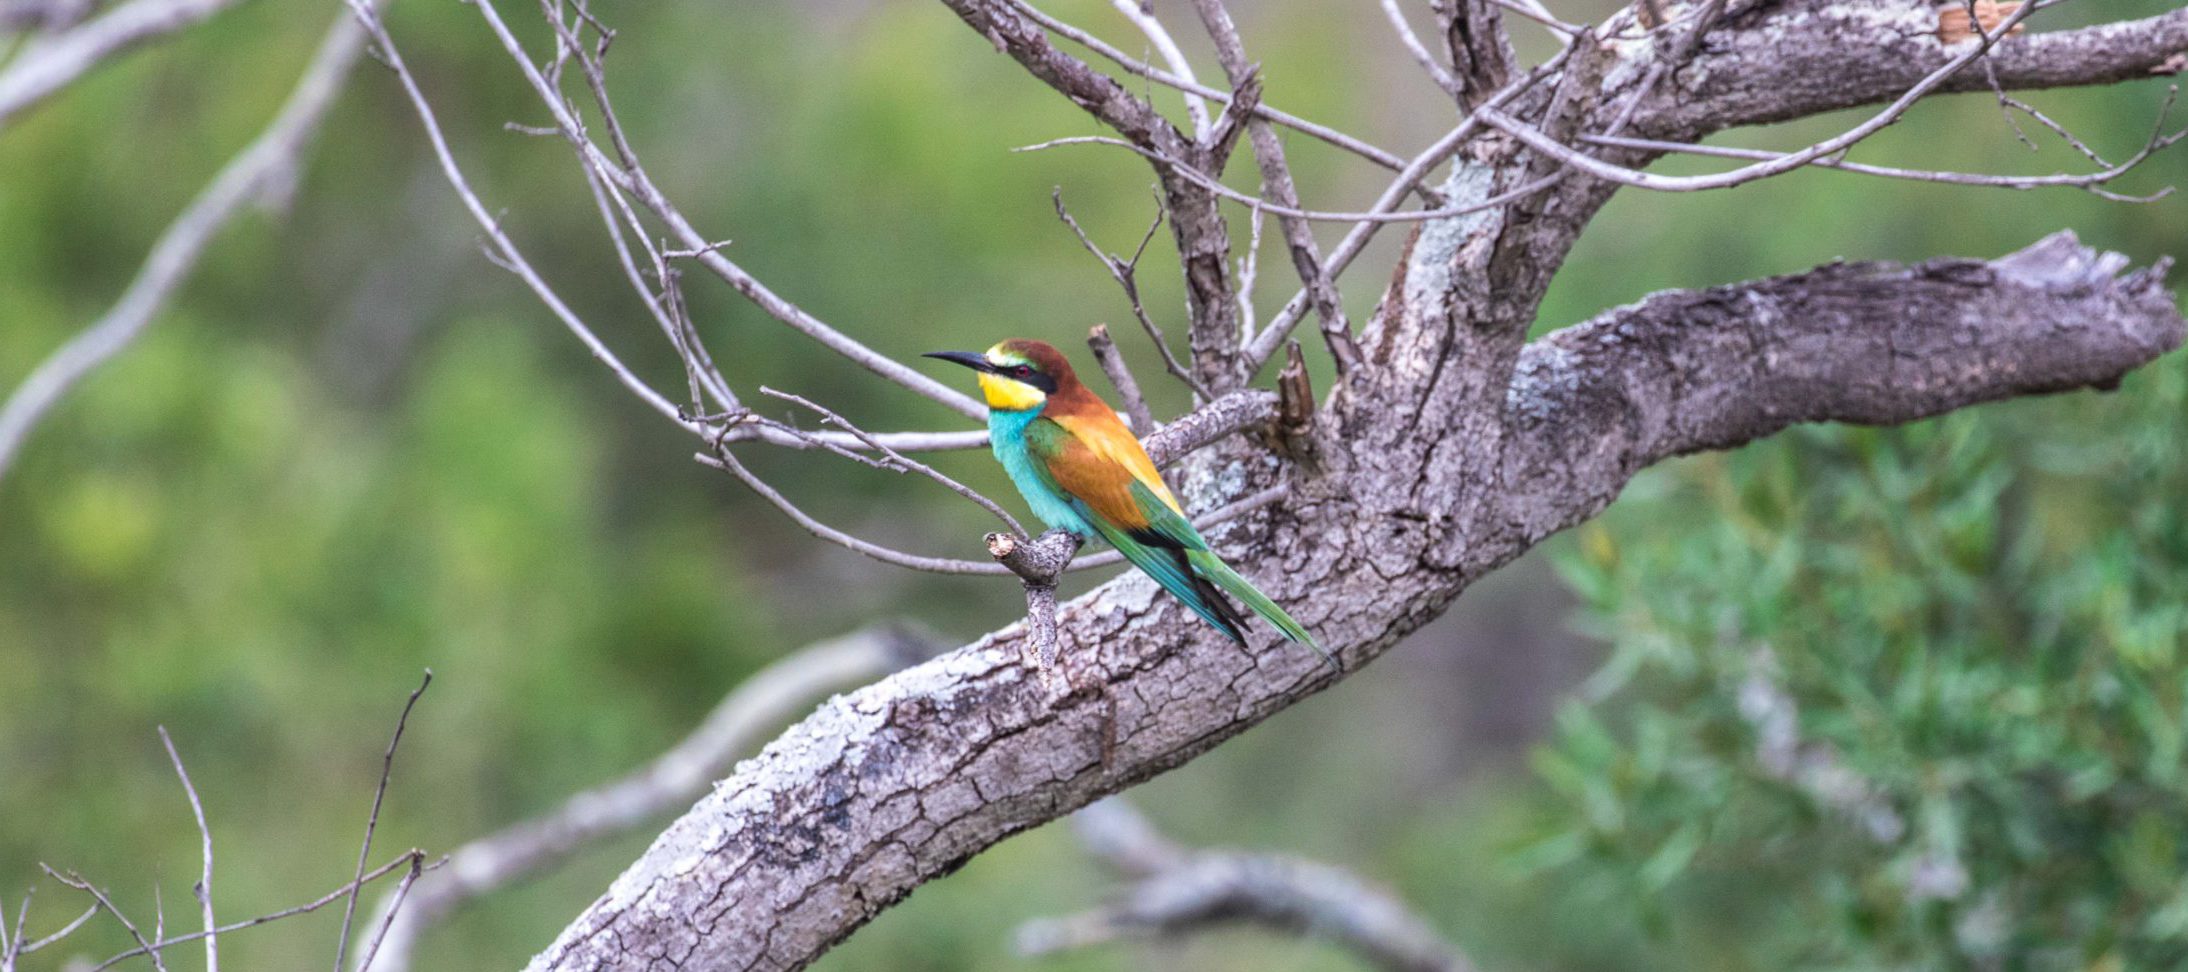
{"left": 7, "top": 898, "right": 98, "bottom": 970}
{"left": 1579, "top": 101, "right": 2182, "bottom": 202}
{"left": 350, "top": 857, "right": 423, "bottom": 972}
{"left": 156, "top": 727, "right": 218, "bottom": 972}
{"left": 698, "top": 447, "right": 1014, "bottom": 576}
{"left": 1189, "top": 0, "right": 1361, "bottom": 373}
{"left": 332, "top": 671, "right": 431, "bottom": 972}
{"left": 758, "top": 387, "right": 1027, "bottom": 538}
{"left": 342, "top": 0, "right": 693, "bottom": 430}
{"left": 1484, "top": 0, "right": 2046, "bottom": 193}
{"left": 1379, "top": 0, "right": 1462, "bottom": 97}
{"left": 1087, "top": 323, "right": 1154, "bottom": 432}
{"left": 1050, "top": 189, "right": 1209, "bottom": 400}
{"left": 41, "top": 868, "right": 168, "bottom": 972}
{"left": 1021, "top": 136, "right": 1561, "bottom": 224}
{"left": 1002, "top": 0, "right": 1413, "bottom": 175}
{"left": 1107, "top": 0, "right": 1209, "bottom": 138}
{"left": 467, "top": 0, "right": 987, "bottom": 421}
{"left": 0, "top": 5, "right": 373, "bottom": 486}
{"left": 986, "top": 529, "right": 1084, "bottom": 678}
{"left": 85, "top": 852, "right": 433, "bottom": 972}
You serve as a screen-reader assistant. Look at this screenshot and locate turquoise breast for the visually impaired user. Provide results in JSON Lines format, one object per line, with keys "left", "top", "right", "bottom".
{"left": 988, "top": 408, "right": 1094, "bottom": 537}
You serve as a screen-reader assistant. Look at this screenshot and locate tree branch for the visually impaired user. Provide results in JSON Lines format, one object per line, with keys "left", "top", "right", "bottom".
{"left": 1188, "top": 0, "right": 1363, "bottom": 373}
{"left": 1636, "top": 4, "right": 2188, "bottom": 139}
{"left": 1086, "top": 323, "right": 1155, "bottom": 432}
{"left": 1017, "top": 799, "right": 1477, "bottom": 972}
{"left": 0, "top": 0, "right": 245, "bottom": 130}
{"left": 997, "top": 0, "right": 1413, "bottom": 175}
{"left": 522, "top": 234, "right": 2181, "bottom": 972}
{"left": 938, "top": 0, "right": 1245, "bottom": 391}
{"left": 0, "top": 5, "right": 371, "bottom": 485}
{"left": 1502, "top": 231, "right": 2183, "bottom": 515}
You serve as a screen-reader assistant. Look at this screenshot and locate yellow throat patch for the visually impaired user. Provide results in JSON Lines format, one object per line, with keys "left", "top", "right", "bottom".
{"left": 976, "top": 370, "right": 1047, "bottom": 412}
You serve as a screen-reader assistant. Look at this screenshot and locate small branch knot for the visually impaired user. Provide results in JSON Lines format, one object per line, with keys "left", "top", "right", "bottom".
{"left": 1266, "top": 340, "right": 1322, "bottom": 472}
{"left": 989, "top": 529, "right": 1085, "bottom": 681}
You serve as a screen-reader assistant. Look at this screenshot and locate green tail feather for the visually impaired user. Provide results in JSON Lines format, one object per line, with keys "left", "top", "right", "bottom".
{"left": 1186, "top": 550, "right": 1339, "bottom": 672}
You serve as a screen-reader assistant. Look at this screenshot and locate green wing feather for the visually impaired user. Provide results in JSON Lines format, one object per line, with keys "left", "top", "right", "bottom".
{"left": 1023, "top": 416, "right": 1331, "bottom": 667}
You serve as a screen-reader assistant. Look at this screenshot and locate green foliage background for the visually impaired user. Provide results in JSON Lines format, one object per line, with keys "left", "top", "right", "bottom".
{"left": 0, "top": 1, "right": 2182, "bottom": 969}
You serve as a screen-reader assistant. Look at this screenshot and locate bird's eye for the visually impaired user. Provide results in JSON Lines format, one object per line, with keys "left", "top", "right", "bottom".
{"left": 1010, "top": 365, "right": 1034, "bottom": 379}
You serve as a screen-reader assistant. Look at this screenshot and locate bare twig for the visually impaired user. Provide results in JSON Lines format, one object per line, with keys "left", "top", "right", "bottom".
{"left": 574, "top": 156, "right": 736, "bottom": 416}
{"left": 15, "top": 901, "right": 98, "bottom": 965}
{"left": 1489, "top": 0, "right": 1581, "bottom": 39}
{"left": 1485, "top": 0, "right": 2049, "bottom": 193}
{"left": 1242, "top": 48, "right": 1573, "bottom": 367}
{"left": 698, "top": 447, "right": 1012, "bottom": 575}
{"left": 1999, "top": 92, "right": 2113, "bottom": 166}
{"left": 351, "top": 857, "right": 423, "bottom": 972}
{"left": 758, "top": 387, "right": 1027, "bottom": 538}
{"left": 722, "top": 425, "right": 991, "bottom": 454}
{"left": 1088, "top": 323, "right": 1155, "bottom": 433}
{"left": 157, "top": 727, "right": 218, "bottom": 972}
{"left": 1050, "top": 189, "right": 1211, "bottom": 400}
{"left": 0, "top": 0, "right": 245, "bottom": 129}
{"left": 87, "top": 852, "right": 433, "bottom": 972}
{"left": 0, "top": 5, "right": 373, "bottom": 485}
{"left": 1579, "top": 111, "right": 2181, "bottom": 202}
{"left": 360, "top": 624, "right": 936, "bottom": 972}
{"left": 1003, "top": 0, "right": 1413, "bottom": 176}
{"left": 1024, "top": 137, "right": 1561, "bottom": 224}
{"left": 1189, "top": 0, "right": 1362, "bottom": 373}
{"left": 466, "top": 0, "right": 987, "bottom": 420}
{"left": 1379, "top": 0, "right": 1462, "bottom": 97}
{"left": 345, "top": 0, "right": 696, "bottom": 432}
{"left": 1234, "top": 202, "right": 1264, "bottom": 342}
{"left": 332, "top": 671, "right": 432, "bottom": 972}
{"left": 1107, "top": 0, "right": 1209, "bottom": 138}
{"left": 42, "top": 868, "right": 169, "bottom": 972}
{"left": 985, "top": 529, "right": 1083, "bottom": 680}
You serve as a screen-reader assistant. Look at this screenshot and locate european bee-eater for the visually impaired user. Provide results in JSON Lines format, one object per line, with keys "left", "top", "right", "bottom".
{"left": 925, "top": 339, "right": 1331, "bottom": 667}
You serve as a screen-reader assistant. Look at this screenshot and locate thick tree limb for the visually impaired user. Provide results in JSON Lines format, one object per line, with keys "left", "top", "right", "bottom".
{"left": 1633, "top": 4, "right": 2188, "bottom": 138}
{"left": 1499, "top": 231, "right": 2182, "bottom": 524}
{"left": 522, "top": 233, "right": 2181, "bottom": 972}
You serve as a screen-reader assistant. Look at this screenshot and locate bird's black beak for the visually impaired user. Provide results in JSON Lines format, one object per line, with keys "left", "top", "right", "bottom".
{"left": 923, "top": 350, "right": 994, "bottom": 373}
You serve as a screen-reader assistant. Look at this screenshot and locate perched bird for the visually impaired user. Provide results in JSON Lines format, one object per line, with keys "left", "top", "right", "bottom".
{"left": 925, "top": 339, "right": 1332, "bottom": 668}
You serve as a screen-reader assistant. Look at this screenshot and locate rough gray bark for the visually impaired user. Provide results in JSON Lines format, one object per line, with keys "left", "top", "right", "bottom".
{"left": 524, "top": 232, "right": 2180, "bottom": 972}
{"left": 519, "top": 3, "right": 2187, "bottom": 969}
{"left": 1625, "top": 3, "right": 2188, "bottom": 137}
